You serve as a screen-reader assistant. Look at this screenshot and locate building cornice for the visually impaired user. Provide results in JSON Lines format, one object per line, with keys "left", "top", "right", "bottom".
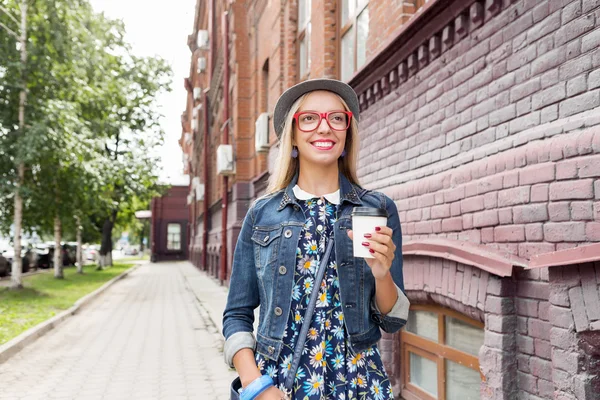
{"left": 348, "top": 0, "right": 506, "bottom": 111}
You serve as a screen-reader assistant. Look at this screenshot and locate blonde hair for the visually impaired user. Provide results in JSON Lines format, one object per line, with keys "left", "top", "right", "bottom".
{"left": 266, "top": 93, "right": 360, "bottom": 194}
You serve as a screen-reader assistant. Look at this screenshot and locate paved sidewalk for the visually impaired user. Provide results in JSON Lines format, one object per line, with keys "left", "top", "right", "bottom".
{"left": 0, "top": 262, "right": 237, "bottom": 400}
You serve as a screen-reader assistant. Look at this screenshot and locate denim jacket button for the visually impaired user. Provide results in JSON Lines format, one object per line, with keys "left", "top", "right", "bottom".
{"left": 294, "top": 205, "right": 300, "bottom": 211}
{"left": 263, "top": 235, "right": 269, "bottom": 242}
{"left": 284, "top": 229, "right": 292, "bottom": 238}
{"left": 279, "top": 265, "right": 287, "bottom": 275}
{"left": 268, "top": 346, "right": 274, "bottom": 354}
{"left": 274, "top": 307, "right": 283, "bottom": 316}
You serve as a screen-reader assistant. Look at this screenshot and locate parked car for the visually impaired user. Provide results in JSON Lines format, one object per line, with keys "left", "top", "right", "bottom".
{"left": 2, "top": 248, "right": 32, "bottom": 273}
{"left": 85, "top": 245, "right": 99, "bottom": 262}
{"left": 41, "top": 243, "right": 76, "bottom": 267}
{"left": 124, "top": 246, "right": 139, "bottom": 256}
{"left": 0, "top": 254, "right": 9, "bottom": 277}
{"left": 33, "top": 245, "right": 52, "bottom": 269}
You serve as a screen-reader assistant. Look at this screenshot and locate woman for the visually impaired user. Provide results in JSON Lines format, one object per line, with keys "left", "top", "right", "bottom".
{"left": 223, "top": 78, "right": 408, "bottom": 400}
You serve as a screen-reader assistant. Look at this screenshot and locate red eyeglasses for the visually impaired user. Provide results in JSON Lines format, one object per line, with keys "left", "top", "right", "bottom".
{"left": 293, "top": 111, "right": 353, "bottom": 132}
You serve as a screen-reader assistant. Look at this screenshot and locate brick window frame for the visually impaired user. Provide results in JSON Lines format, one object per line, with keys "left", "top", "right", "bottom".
{"left": 297, "top": 0, "right": 311, "bottom": 80}
{"left": 400, "top": 304, "right": 484, "bottom": 400}
{"left": 339, "top": 0, "right": 369, "bottom": 81}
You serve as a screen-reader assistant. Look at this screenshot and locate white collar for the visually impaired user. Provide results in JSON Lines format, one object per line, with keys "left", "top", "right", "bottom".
{"left": 293, "top": 185, "right": 340, "bottom": 205}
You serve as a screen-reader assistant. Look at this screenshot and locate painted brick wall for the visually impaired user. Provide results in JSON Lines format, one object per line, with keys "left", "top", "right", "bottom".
{"left": 548, "top": 261, "right": 600, "bottom": 399}
{"left": 399, "top": 253, "right": 600, "bottom": 399}
{"left": 355, "top": 0, "right": 600, "bottom": 261}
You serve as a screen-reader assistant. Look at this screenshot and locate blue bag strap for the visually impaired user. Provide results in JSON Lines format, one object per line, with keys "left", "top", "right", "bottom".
{"left": 283, "top": 236, "right": 335, "bottom": 392}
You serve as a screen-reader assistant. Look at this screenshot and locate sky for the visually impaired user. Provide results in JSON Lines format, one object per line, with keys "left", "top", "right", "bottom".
{"left": 89, "top": 0, "right": 196, "bottom": 186}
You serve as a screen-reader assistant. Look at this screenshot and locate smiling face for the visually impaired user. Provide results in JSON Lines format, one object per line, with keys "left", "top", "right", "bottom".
{"left": 293, "top": 90, "right": 348, "bottom": 169}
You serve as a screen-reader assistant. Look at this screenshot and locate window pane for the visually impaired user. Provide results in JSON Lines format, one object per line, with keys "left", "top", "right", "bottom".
{"left": 446, "top": 360, "right": 481, "bottom": 400}
{"left": 409, "top": 353, "right": 438, "bottom": 398}
{"left": 356, "top": 7, "right": 369, "bottom": 70}
{"left": 298, "top": 0, "right": 309, "bottom": 29}
{"left": 341, "top": 28, "right": 354, "bottom": 82}
{"left": 445, "top": 316, "right": 484, "bottom": 356}
{"left": 167, "top": 224, "right": 182, "bottom": 250}
{"left": 299, "top": 25, "right": 310, "bottom": 78}
{"left": 405, "top": 310, "right": 439, "bottom": 342}
{"left": 342, "top": 0, "right": 356, "bottom": 24}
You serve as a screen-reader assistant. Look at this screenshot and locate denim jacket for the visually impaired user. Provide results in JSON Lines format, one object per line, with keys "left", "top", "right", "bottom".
{"left": 222, "top": 173, "right": 408, "bottom": 368}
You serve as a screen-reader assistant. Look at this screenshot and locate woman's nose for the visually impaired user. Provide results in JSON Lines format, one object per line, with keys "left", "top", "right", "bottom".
{"left": 317, "top": 117, "right": 330, "bottom": 134}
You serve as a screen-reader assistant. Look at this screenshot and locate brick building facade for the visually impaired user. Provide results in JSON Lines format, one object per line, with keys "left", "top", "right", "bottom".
{"left": 180, "top": 0, "right": 600, "bottom": 398}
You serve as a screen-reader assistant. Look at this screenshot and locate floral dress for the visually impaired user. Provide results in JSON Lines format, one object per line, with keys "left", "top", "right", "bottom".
{"left": 256, "top": 195, "right": 393, "bottom": 400}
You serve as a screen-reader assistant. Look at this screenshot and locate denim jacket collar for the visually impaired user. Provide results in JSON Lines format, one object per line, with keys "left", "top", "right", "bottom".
{"left": 277, "top": 171, "right": 363, "bottom": 211}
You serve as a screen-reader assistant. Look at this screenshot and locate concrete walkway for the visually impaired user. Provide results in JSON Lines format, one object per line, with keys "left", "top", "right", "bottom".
{"left": 0, "top": 262, "right": 237, "bottom": 400}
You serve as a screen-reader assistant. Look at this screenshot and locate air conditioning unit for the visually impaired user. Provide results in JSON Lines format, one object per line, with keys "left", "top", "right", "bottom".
{"left": 255, "top": 112, "right": 270, "bottom": 153}
{"left": 191, "top": 119, "right": 198, "bottom": 132}
{"left": 195, "top": 183, "right": 205, "bottom": 200}
{"left": 191, "top": 177, "right": 205, "bottom": 201}
{"left": 184, "top": 132, "right": 192, "bottom": 145}
{"left": 197, "top": 57, "right": 207, "bottom": 73}
{"left": 216, "top": 144, "right": 235, "bottom": 175}
{"left": 193, "top": 87, "right": 202, "bottom": 101}
{"left": 197, "top": 30, "right": 209, "bottom": 49}
{"left": 187, "top": 194, "right": 193, "bottom": 205}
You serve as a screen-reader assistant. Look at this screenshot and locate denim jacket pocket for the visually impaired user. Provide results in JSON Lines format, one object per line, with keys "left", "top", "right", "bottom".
{"left": 251, "top": 225, "right": 282, "bottom": 270}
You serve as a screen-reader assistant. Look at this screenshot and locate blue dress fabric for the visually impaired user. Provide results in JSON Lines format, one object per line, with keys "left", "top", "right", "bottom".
{"left": 255, "top": 196, "right": 393, "bottom": 400}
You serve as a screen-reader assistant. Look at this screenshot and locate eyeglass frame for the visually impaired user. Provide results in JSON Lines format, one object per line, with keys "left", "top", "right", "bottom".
{"left": 292, "top": 110, "right": 353, "bottom": 132}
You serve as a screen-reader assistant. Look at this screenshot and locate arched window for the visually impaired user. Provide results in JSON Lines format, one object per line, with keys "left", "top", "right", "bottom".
{"left": 401, "top": 305, "right": 484, "bottom": 400}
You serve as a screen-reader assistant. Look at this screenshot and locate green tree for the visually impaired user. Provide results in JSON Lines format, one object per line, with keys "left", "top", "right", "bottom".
{"left": 0, "top": 0, "right": 172, "bottom": 282}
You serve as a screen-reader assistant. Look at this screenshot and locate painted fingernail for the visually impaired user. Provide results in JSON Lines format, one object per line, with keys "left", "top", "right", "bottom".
{"left": 369, "top": 249, "right": 375, "bottom": 254}
{"left": 362, "top": 242, "right": 370, "bottom": 247}
{"left": 375, "top": 227, "right": 381, "bottom": 232}
{"left": 364, "top": 233, "right": 372, "bottom": 238}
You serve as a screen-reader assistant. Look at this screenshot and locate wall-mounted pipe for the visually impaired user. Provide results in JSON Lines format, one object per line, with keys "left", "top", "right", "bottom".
{"left": 203, "top": 89, "right": 210, "bottom": 272}
{"left": 220, "top": 10, "right": 230, "bottom": 284}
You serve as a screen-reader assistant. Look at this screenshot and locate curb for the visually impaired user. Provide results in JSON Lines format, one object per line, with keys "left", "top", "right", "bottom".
{"left": 0, "top": 263, "right": 143, "bottom": 364}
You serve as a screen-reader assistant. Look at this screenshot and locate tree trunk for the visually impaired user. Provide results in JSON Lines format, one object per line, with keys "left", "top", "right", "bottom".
{"left": 98, "top": 215, "right": 114, "bottom": 270}
{"left": 139, "top": 223, "right": 145, "bottom": 252}
{"left": 53, "top": 216, "right": 63, "bottom": 279}
{"left": 76, "top": 215, "right": 83, "bottom": 273}
{"left": 10, "top": 1, "right": 27, "bottom": 290}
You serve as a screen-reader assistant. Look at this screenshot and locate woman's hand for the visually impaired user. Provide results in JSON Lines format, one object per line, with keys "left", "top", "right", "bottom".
{"left": 256, "top": 385, "right": 288, "bottom": 400}
{"left": 347, "top": 226, "right": 396, "bottom": 280}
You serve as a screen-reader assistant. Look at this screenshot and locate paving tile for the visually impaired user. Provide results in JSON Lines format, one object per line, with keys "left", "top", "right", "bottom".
{"left": 0, "top": 263, "right": 237, "bottom": 399}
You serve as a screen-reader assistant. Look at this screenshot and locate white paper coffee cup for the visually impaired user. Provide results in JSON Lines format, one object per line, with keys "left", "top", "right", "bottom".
{"left": 351, "top": 207, "right": 388, "bottom": 258}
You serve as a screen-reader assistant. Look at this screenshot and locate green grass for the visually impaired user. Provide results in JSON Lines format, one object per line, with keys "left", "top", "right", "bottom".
{"left": 0, "top": 263, "right": 133, "bottom": 346}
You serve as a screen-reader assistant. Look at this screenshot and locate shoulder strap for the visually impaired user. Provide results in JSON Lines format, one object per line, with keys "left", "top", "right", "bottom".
{"left": 283, "top": 236, "right": 335, "bottom": 392}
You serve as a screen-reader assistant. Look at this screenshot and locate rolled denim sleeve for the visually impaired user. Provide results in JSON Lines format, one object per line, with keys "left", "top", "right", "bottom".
{"left": 371, "top": 196, "right": 409, "bottom": 333}
{"left": 371, "top": 283, "right": 409, "bottom": 320}
{"left": 222, "top": 208, "right": 259, "bottom": 367}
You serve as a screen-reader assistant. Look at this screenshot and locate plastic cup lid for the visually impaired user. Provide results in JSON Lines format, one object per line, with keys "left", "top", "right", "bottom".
{"left": 351, "top": 207, "right": 387, "bottom": 217}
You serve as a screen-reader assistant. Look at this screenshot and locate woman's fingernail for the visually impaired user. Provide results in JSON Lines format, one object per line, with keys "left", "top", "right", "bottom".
{"left": 362, "top": 242, "right": 370, "bottom": 247}
{"left": 375, "top": 227, "right": 381, "bottom": 232}
{"left": 364, "top": 233, "right": 372, "bottom": 238}
{"left": 369, "top": 249, "right": 375, "bottom": 254}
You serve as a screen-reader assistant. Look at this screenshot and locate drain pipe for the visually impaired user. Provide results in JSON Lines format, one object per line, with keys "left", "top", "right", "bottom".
{"left": 220, "top": 10, "right": 230, "bottom": 284}
{"left": 202, "top": 89, "right": 210, "bottom": 272}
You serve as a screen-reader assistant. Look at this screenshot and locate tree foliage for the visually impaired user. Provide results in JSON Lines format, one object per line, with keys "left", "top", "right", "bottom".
{"left": 0, "top": 0, "right": 172, "bottom": 262}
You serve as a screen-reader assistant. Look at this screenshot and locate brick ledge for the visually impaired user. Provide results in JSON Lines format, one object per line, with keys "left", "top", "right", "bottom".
{"left": 403, "top": 238, "right": 527, "bottom": 277}
{"left": 528, "top": 242, "right": 600, "bottom": 269}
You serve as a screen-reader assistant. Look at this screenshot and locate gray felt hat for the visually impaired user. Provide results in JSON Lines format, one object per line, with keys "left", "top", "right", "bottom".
{"left": 272, "top": 78, "right": 360, "bottom": 138}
